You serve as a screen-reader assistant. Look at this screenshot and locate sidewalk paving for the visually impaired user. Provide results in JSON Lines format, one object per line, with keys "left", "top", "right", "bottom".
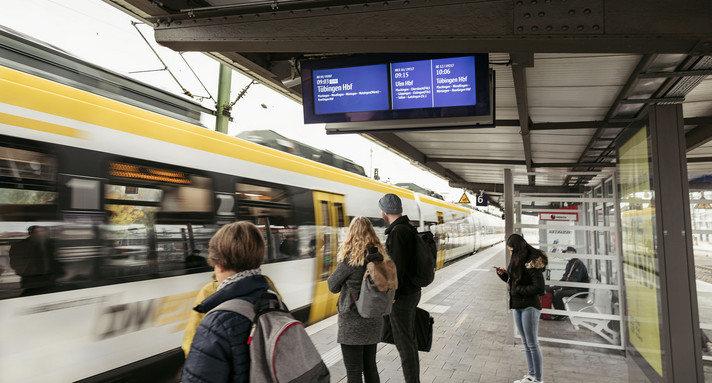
{"left": 307, "top": 245, "right": 629, "bottom": 383}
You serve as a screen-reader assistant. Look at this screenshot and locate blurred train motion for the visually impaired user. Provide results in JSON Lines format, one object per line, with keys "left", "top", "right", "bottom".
{"left": 0, "top": 28, "right": 504, "bottom": 382}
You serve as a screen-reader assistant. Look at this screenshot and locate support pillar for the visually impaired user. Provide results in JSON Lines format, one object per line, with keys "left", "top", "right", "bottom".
{"left": 649, "top": 104, "right": 702, "bottom": 382}
{"left": 504, "top": 168, "right": 515, "bottom": 345}
{"left": 624, "top": 104, "right": 702, "bottom": 382}
{"left": 215, "top": 64, "right": 232, "bottom": 134}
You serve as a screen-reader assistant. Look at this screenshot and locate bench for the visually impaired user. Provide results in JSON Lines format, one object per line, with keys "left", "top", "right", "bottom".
{"left": 562, "top": 279, "right": 619, "bottom": 344}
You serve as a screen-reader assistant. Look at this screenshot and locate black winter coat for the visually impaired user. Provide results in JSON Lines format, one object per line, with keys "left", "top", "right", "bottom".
{"left": 498, "top": 253, "right": 546, "bottom": 310}
{"left": 182, "top": 275, "right": 271, "bottom": 383}
{"left": 384, "top": 215, "right": 420, "bottom": 298}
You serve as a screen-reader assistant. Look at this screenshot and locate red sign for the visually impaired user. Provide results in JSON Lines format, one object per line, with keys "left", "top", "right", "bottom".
{"left": 539, "top": 206, "right": 579, "bottom": 222}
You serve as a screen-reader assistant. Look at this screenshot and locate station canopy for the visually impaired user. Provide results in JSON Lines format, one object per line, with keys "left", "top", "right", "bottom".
{"left": 103, "top": 0, "right": 712, "bottom": 206}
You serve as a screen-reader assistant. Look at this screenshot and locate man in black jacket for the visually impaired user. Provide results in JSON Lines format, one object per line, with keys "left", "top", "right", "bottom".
{"left": 551, "top": 247, "right": 589, "bottom": 319}
{"left": 379, "top": 193, "right": 421, "bottom": 383}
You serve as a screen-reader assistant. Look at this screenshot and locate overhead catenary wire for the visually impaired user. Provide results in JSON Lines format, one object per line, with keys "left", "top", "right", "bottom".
{"left": 130, "top": 21, "right": 194, "bottom": 98}
{"left": 178, "top": 52, "right": 215, "bottom": 103}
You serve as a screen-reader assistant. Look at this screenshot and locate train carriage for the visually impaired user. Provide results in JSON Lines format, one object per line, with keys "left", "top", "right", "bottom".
{"left": 0, "top": 28, "right": 503, "bottom": 382}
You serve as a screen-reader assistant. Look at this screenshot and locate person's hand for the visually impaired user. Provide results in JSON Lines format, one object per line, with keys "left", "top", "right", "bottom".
{"left": 494, "top": 267, "right": 505, "bottom": 275}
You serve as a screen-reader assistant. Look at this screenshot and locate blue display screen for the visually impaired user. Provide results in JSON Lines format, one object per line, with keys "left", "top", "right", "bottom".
{"left": 313, "top": 64, "right": 390, "bottom": 115}
{"left": 391, "top": 56, "right": 477, "bottom": 110}
{"left": 301, "top": 54, "right": 491, "bottom": 126}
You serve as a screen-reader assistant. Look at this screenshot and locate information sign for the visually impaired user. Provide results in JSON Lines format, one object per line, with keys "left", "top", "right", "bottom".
{"left": 300, "top": 53, "right": 493, "bottom": 131}
{"left": 313, "top": 64, "right": 389, "bottom": 115}
{"left": 458, "top": 192, "right": 471, "bottom": 204}
{"left": 475, "top": 194, "right": 488, "bottom": 206}
{"left": 619, "top": 126, "right": 663, "bottom": 378}
{"left": 391, "top": 56, "right": 477, "bottom": 110}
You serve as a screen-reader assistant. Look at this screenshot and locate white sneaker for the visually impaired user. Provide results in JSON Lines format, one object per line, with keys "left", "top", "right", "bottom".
{"left": 514, "top": 375, "right": 543, "bottom": 383}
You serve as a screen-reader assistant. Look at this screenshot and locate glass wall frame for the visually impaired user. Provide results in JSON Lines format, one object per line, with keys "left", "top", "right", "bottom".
{"left": 512, "top": 171, "right": 624, "bottom": 351}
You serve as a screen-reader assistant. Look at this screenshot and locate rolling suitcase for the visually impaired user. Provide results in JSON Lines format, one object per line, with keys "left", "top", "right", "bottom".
{"left": 540, "top": 292, "right": 553, "bottom": 320}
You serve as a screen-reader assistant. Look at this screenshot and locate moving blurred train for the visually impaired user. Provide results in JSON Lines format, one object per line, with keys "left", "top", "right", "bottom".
{"left": 0, "top": 27, "right": 504, "bottom": 382}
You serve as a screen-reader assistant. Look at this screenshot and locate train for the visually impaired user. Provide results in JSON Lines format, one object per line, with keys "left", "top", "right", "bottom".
{"left": 0, "top": 27, "right": 504, "bottom": 382}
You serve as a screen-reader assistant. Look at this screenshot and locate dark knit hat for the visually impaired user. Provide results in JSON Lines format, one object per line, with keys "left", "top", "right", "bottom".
{"left": 564, "top": 246, "right": 577, "bottom": 253}
{"left": 379, "top": 193, "right": 403, "bottom": 214}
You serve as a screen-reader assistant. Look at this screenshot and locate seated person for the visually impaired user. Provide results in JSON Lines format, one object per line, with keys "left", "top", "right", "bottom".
{"left": 551, "top": 247, "right": 589, "bottom": 319}
{"left": 703, "top": 329, "right": 712, "bottom": 353}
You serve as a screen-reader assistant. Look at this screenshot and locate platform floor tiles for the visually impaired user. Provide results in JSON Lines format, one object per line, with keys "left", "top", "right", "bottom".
{"left": 306, "top": 245, "right": 629, "bottom": 383}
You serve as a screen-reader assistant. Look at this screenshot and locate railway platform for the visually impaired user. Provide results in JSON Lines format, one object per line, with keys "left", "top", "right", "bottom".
{"left": 306, "top": 245, "right": 629, "bottom": 383}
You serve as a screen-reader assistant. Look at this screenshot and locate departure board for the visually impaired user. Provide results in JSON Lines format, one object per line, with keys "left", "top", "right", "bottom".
{"left": 301, "top": 53, "right": 492, "bottom": 130}
{"left": 391, "top": 56, "right": 476, "bottom": 110}
{"left": 313, "top": 64, "right": 390, "bottom": 115}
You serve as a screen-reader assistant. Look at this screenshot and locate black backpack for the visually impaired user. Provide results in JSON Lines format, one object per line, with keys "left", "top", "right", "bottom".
{"left": 411, "top": 229, "right": 437, "bottom": 287}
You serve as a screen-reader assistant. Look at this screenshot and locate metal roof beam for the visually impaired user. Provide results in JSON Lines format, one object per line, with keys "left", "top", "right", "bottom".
{"left": 143, "top": 0, "right": 712, "bottom": 54}
{"left": 365, "top": 132, "right": 467, "bottom": 184}
{"left": 511, "top": 53, "right": 535, "bottom": 186}
{"left": 566, "top": 54, "right": 657, "bottom": 187}
{"left": 686, "top": 125, "right": 712, "bottom": 151}
{"left": 450, "top": 182, "right": 579, "bottom": 194}
{"left": 426, "top": 158, "right": 526, "bottom": 166}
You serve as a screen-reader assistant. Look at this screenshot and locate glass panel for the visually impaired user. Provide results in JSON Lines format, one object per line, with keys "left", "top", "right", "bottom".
{"left": 691, "top": 184, "right": 712, "bottom": 376}
{"left": 320, "top": 201, "right": 332, "bottom": 279}
{"left": 0, "top": 146, "right": 56, "bottom": 183}
{"left": 0, "top": 145, "right": 58, "bottom": 298}
{"left": 105, "top": 185, "right": 162, "bottom": 202}
{"left": 236, "top": 183, "right": 290, "bottom": 204}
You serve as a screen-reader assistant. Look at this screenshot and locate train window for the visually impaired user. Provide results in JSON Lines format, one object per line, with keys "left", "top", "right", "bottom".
{"left": 0, "top": 146, "right": 56, "bottom": 184}
{"left": 236, "top": 182, "right": 297, "bottom": 262}
{"left": 0, "top": 146, "right": 58, "bottom": 298}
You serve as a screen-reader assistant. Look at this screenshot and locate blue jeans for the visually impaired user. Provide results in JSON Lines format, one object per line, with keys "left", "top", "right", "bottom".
{"left": 513, "top": 307, "right": 543, "bottom": 381}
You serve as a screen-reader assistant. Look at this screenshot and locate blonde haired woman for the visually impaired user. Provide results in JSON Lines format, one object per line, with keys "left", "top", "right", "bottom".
{"left": 328, "top": 217, "right": 388, "bottom": 383}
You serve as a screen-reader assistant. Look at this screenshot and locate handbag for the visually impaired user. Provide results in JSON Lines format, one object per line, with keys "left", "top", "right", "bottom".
{"left": 381, "top": 307, "right": 434, "bottom": 352}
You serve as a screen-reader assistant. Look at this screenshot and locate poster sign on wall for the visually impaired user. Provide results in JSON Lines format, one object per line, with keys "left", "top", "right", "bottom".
{"left": 618, "top": 126, "right": 664, "bottom": 378}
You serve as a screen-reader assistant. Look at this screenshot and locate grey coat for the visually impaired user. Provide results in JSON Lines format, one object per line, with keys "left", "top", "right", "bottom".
{"left": 327, "top": 258, "right": 384, "bottom": 345}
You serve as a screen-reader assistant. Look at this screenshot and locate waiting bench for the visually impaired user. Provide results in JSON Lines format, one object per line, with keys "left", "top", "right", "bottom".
{"left": 562, "top": 279, "right": 619, "bottom": 344}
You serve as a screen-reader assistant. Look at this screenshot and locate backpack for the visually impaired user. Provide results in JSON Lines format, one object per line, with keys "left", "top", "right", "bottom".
{"left": 411, "top": 229, "right": 437, "bottom": 287}
{"left": 208, "top": 292, "right": 330, "bottom": 383}
{"left": 351, "top": 258, "right": 397, "bottom": 318}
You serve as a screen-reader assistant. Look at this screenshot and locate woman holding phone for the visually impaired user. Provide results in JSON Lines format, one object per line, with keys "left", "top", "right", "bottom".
{"left": 495, "top": 234, "right": 548, "bottom": 383}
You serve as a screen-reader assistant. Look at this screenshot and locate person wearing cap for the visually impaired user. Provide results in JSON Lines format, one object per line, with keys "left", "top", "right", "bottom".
{"left": 378, "top": 193, "right": 421, "bottom": 383}
{"left": 551, "top": 247, "right": 589, "bottom": 320}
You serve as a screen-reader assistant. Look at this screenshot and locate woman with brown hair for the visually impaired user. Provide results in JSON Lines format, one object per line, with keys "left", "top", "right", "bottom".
{"left": 496, "top": 233, "right": 548, "bottom": 383}
{"left": 327, "top": 217, "right": 388, "bottom": 383}
{"left": 182, "top": 221, "right": 271, "bottom": 383}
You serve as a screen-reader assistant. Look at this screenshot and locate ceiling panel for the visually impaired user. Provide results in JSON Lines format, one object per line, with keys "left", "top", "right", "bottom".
{"left": 529, "top": 107, "right": 609, "bottom": 122}
{"left": 527, "top": 86, "right": 621, "bottom": 108}
{"left": 528, "top": 54, "right": 641, "bottom": 87}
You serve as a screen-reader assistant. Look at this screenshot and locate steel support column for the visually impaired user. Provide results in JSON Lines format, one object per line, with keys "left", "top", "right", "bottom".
{"left": 630, "top": 104, "right": 702, "bottom": 382}
{"left": 504, "top": 168, "right": 515, "bottom": 345}
{"left": 215, "top": 63, "right": 232, "bottom": 133}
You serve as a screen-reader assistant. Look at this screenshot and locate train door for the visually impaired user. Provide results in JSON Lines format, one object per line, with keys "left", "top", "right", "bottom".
{"left": 308, "top": 191, "right": 348, "bottom": 323}
{"left": 435, "top": 211, "right": 446, "bottom": 268}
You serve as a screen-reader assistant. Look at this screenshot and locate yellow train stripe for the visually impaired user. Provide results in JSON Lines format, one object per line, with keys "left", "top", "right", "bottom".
{"left": 0, "top": 66, "right": 469, "bottom": 212}
{"left": 0, "top": 111, "right": 86, "bottom": 139}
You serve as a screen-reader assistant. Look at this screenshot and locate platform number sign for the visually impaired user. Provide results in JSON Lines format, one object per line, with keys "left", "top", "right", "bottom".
{"left": 475, "top": 194, "right": 488, "bottom": 207}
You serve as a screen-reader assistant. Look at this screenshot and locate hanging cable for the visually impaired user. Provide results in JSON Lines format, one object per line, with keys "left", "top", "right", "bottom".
{"left": 178, "top": 52, "right": 216, "bottom": 104}
{"left": 131, "top": 21, "right": 194, "bottom": 98}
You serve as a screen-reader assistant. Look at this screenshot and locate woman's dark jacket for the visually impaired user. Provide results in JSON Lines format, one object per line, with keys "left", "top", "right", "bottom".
{"left": 384, "top": 215, "right": 420, "bottom": 298}
{"left": 182, "top": 274, "right": 271, "bottom": 383}
{"left": 327, "top": 250, "right": 384, "bottom": 345}
{"left": 498, "top": 253, "right": 546, "bottom": 310}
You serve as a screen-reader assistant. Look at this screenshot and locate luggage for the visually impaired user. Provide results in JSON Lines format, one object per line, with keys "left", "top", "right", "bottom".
{"left": 382, "top": 307, "right": 434, "bottom": 352}
{"left": 540, "top": 291, "right": 553, "bottom": 320}
{"left": 411, "top": 230, "right": 437, "bottom": 287}
{"left": 352, "top": 258, "right": 398, "bottom": 318}
{"left": 208, "top": 292, "right": 330, "bottom": 383}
